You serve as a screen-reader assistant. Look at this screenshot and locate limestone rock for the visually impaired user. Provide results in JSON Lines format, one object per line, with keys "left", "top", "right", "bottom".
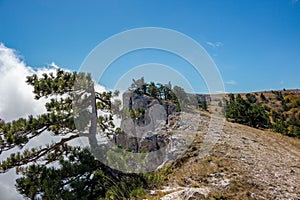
{"left": 113, "top": 91, "right": 176, "bottom": 153}
{"left": 160, "top": 187, "right": 210, "bottom": 200}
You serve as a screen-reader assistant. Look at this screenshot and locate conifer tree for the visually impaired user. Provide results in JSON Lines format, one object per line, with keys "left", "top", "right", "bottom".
{"left": 0, "top": 69, "right": 145, "bottom": 199}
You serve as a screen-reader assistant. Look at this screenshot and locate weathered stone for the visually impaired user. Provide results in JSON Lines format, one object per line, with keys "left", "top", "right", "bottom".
{"left": 160, "top": 187, "right": 210, "bottom": 200}
{"left": 113, "top": 91, "right": 176, "bottom": 154}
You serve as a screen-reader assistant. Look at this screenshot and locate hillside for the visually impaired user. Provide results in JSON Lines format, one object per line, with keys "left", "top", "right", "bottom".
{"left": 119, "top": 87, "right": 300, "bottom": 199}
{"left": 1, "top": 78, "right": 299, "bottom": 199}
{"left": 198, "top": 89, "right": 300, "bottom": 138}
{"left": 145, "top": 110, "right": 300, "bottom": 199}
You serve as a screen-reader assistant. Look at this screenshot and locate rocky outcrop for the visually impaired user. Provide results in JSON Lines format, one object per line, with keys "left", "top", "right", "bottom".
{"left": 113, "top": 131, "right": 168, "bottom": 153}
{"left": 160, "top": 187, "right": 210, "bottom": 200}
{"left": 150, "top": 111, "right": 300, "bottom": 199}
{"left": 113, "top": 91, "right": 176, "bottom": 153}
{"left": 122, "top": 91, "right": 176, "bottom": 126}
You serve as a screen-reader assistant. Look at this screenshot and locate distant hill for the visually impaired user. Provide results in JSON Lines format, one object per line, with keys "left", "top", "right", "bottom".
{"left": 196, "top": 89, "right": 300, "bottom": 138}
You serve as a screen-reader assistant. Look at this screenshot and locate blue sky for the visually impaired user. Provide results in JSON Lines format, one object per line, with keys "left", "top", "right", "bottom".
{"left": 1, "top": 0, "right": 300, "bottom": 93}
{"left": 0, "top": 1, "right": 300, "bottom": 198}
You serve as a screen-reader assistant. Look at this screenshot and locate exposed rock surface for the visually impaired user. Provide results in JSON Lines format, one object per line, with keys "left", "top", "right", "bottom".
{"left": 110, "top": 91, "right": 300, "bottom": 199}
{"left": 113, "top": 92, "right": 176, "bottom": 153}
{"left": 160, "top": 187, "right": 210, "bottom": 200}
{"left": 148, "top": 111, "right": 300, "bottom": 200}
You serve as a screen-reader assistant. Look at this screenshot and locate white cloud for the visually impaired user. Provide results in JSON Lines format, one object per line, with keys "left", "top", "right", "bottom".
{"left": 0, "top": 44, "right": 68, "bottom": 198}
{"left": 0, "top": 169, "right": 22, "bottom": 200}
{"left": 206, "top": 41, "right": 223, "bottom": 48}
{"left": 0, "top": 43, "right": 109, "bottom": 123}
{"left": 94, "top": 82, "right": 107, "bottom": 93}
{"left": 0, "top": 44, "right": 65, "bottom": 122}
{"left": 225, "top": 80, "right": 237, "bottom": 85}
{"left": 49, "top": 61, "right": 60, "bottom": 69}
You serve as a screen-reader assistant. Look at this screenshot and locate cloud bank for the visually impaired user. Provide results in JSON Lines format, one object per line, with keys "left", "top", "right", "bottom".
{"left": 0, "top": 43, "right": 58, "bottom": 199}
{"left": 0, "top": 44, "right": 67, "bottom": 122}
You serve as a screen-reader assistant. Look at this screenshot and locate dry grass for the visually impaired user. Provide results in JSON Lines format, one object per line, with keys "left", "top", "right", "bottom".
{"left": 144, "top": 117, "right": 300, "bottom": 199}
{"left": 141, "top": 99, "right": 300, "bottom": 199}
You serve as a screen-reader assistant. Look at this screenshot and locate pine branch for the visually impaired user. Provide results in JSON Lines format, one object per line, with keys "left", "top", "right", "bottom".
{"left": 0, "top": 134, "right": 79, "bottom": 172}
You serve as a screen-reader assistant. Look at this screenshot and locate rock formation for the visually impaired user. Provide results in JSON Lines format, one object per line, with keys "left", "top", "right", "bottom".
{"left": 113, "top": 91, "right": 176, "bottom": 153}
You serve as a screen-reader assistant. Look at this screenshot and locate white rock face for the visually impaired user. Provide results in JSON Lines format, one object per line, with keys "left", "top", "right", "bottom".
{"left": 160, "top": 187, "right": 210, "bottom": 200}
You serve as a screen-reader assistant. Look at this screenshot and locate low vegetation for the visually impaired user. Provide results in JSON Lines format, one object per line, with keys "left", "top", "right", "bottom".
{"left": 224, "top": 90, "right": 300, "bottom": 138}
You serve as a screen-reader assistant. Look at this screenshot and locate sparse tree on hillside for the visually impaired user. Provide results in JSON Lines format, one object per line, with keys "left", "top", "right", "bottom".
{"left": 148, "top": 82, "right": 159, "bottom": 98}
{"left": 157, "top": 82, "right": 172, "bottom": 100}
{"left": 226, "top": 94, "right": 269, "bottom": 128}
{"left": 172, "top": 85, "right": 188, "bottom": 111}
{"left": 130, "top": 77, "right": 147, "bottom": 95}
{"left": 246, "top": 93, "right": 257, "bottom": 103}
{"left": 198, "top": 98, "right": 208, "bottom": 111}
{"left": 229, "top": 93, "right": 235, "bottom": 102}
{"left": 260, "top": 93, "right": 267, "bottom": 102}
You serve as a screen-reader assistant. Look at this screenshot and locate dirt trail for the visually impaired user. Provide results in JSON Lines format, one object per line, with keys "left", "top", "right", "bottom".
{"left": 149, "top": 111, "right": 300, "bottom": 199}
{"left": 218, "top": 122, "right": 300, "bottom": 199}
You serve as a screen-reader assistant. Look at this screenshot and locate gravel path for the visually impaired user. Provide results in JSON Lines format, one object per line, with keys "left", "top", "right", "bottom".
{"left": 151, "top": 111, "right": 300, "bottom": 199}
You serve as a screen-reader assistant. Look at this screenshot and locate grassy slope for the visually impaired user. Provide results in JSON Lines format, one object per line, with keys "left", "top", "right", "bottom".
{"left": 144, "top": 108, "right": 300, "bottom": 199}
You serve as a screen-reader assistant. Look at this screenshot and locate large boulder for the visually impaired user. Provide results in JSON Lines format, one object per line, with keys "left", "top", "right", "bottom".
{"left": 113, "top": 91, "right": 176, "bottom": 153}
{"left": 160, "top": 187, "right": 210, "bottom": 200}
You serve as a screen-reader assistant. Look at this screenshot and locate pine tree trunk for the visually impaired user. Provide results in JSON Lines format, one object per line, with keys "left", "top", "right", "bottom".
{"left": 89, "top": 83, "right": 98, "bottom": 148}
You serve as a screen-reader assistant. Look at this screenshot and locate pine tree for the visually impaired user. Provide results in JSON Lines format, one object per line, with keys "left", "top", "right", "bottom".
{"left": 0, "top": 69, "right": 146, "bottom": 199}
{"left": 148, "top": 82, "right": 159, "bottom": 98}
{"left": 260, "top": 93, "right": 267, "bottom": 102}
